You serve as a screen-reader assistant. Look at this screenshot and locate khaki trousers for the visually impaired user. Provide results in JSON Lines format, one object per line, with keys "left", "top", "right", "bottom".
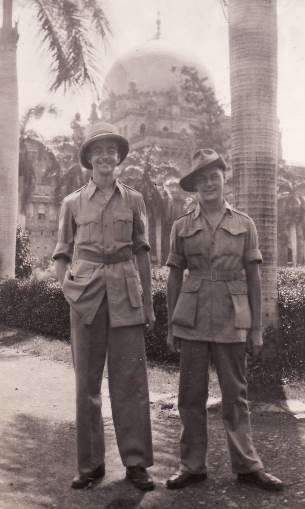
{"left": 70, "top": 297, "right": 153, "bottom": 475}
{"left": 178, "top": 340, "right": 263, "bottom": 474}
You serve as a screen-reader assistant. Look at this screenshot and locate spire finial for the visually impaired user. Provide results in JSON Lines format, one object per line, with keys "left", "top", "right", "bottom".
{"left": 156, "top": 11, "right": 161, "bottom": 39}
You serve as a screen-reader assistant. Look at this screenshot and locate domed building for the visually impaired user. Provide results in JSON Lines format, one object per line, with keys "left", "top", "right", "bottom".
{"left": 96, "top": 16, "right": 218, "bottom": 264}
{"left": 99, "top": 14, "right": 214, "bottom": 175}
{"left": 20, "top": 16, "right": 222, "bottom": 267}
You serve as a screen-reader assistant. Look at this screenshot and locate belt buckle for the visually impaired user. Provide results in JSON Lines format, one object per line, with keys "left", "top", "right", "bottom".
{"left": 211, "top": 270, "right": 217, "bottom": 282}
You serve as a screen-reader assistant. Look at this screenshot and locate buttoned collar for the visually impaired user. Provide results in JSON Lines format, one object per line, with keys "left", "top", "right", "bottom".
{"left": 193, "top": 200, "right": 233, "bottom": 219}
{"left": 86, "top": 177, "right": 124, "bottom": 199}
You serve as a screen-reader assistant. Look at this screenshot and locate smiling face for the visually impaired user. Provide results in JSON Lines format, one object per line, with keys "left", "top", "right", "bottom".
{"left": 194, "top": 166, "right": 225, "bottom": 204}
{"left": 88, "top": 138, "right": 120, "bottom": 177}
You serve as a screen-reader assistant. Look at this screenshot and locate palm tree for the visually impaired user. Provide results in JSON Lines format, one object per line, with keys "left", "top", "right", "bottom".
{"left": 19, "top": 103, "right": 58, "bottom": 216}
{"left": 228, "top": 0, "right": 278, "bottom": 327}
{"left": 278, "top": 168, "right": 305, "bottom": 266}
{"left": 0, "top": 0, "right": 110, "bottom": 278}
{"left": 116, "top": 146, "right": 181, "bottom": 264}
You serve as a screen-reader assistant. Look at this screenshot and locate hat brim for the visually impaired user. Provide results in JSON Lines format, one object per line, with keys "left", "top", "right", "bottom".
{"left": 180, "top": 159, "right": 226, "bottom": 192}
{"left": 80, "top": 133, "right": 129, "bottom": 170}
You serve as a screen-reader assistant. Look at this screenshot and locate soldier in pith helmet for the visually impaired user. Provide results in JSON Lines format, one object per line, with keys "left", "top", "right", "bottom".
{"left": 53, "top": 121, "right": 155, "bottom": 491}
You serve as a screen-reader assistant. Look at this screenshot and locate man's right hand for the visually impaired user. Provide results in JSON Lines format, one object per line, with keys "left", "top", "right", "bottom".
{"left": 54, "top": 258, "right": 69, "bottom": 287}
{"left": 167, "top": 332, "right": 180, "bottom": 353}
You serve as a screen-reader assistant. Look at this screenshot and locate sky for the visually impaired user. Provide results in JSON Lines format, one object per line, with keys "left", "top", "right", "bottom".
{"left": 12, "top": 0, "right": 305, "bottom": 165}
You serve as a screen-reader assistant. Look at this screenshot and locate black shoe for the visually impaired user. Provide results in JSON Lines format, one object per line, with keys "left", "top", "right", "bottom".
{"left": 126, "top": 466, "right": 155, "bottom": 491}
{"left": 71, "top": 464, "right": 105, "bottom": 489}
{"left": 237, "top": 470, "right": 284, "bottom": 491}
{"left": 166, "top": 470, "right": 207, "bottom": 490}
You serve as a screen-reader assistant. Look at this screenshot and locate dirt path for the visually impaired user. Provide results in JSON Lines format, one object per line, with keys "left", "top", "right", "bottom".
{"left": 1, "top": 333, "right": 305, "bottom": 509}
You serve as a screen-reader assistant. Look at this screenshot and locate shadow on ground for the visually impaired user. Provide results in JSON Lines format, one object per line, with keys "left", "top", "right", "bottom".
{"left": 0, "top": 327, "right": 38, "bottom": 348}
{"left": 1, "top": 409, "right": 305, "bottom": 509}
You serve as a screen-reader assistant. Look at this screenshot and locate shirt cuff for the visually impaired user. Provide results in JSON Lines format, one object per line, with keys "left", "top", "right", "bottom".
{"left": 166, "top": 252, "right": 186, "bottom": 269}
{"left": 132, "top": 239, "right": 151, "bottom": 254}
{"left": 244, "top": 248, "right": 263, "bottom": 263}
{"left": 52, "top": 242, "right": 73, "bottom": 262}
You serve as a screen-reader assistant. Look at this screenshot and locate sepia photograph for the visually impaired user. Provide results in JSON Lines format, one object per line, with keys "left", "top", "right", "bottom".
{"left": 0, "top": 0, "right": 305, "bottom": 507}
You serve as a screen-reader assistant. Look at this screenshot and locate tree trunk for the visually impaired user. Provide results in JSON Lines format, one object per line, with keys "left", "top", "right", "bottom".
{"left": 0, "top": 0, "right": 19, "bottom": 278}
{"left": 288, "top": 223, "right": 297, "bottom": 267}
{"left": 296, "top": 222, "right": 303, "bottom": 265}
{"left": 229, "top": 0, "right": 278, "bottom": 327}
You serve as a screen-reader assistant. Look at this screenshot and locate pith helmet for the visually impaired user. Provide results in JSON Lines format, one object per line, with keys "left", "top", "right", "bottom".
{"left": 80, "top": 121, "right": 129, "bottom": 170}
{"left": 180, "top": 148, "right": 226, "bottom": 192}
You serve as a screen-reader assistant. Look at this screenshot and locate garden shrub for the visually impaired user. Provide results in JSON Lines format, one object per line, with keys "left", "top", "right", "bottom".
{"left": 1, "top": 266, "right": 305, "bottom": 385}
{"left": 15, "top": 225, "right": 34, "bottom": 279}
{"left": 0, "top": 278, "right": 70, "bottom": 340}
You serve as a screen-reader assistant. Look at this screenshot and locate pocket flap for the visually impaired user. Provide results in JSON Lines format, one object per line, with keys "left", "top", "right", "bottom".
{"left": 126, "top": 276, "right": 142, "bottom": 308}
{"left": 77, "top": 213, "right": 100, "bottom": 225}
{"left": 221, "top": 224, "right": 247, "bottom": 236}
{"left": 227, "top": 280, "right": 248, "bottom": 295}
{"left": 71, "top": 260, "right": 96, "bottom": 278}
{"left": 178, "top": 225, "right": 203, "bottom": 238}
{"left": 114, "top": 210, "right": 133, "bottom": 223}
{"left": 181, "top": 277, "right": 202, "bottom": 293}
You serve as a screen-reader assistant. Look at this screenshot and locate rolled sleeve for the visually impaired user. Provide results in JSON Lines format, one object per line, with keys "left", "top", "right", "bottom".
{"left": 166, "top": 222, "right": 187, "bottom": 269}
{"left": 52, "top": 199, "right": 76, "bottom": 261}
{"left": 132, "top": 194, "right": 150, "bottom": 253}
{"left": 244, "top": 218, "right": 263, "bottom": 263}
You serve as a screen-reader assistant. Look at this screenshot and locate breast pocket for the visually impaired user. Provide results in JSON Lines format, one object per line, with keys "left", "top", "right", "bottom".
{"left": 113, "top": 210, "right": 133, "bottom": 242}
{"left": 220, "top": 224, "right": 247, "bottom": 257}
{"left": 179, "top": 225, "right": 204, "bottom": 256}
{"left": 76, "top": 214, "right": 100, "bottom": 243}
{"left": 172, "top": 277, "right": 202, "bottom": 328}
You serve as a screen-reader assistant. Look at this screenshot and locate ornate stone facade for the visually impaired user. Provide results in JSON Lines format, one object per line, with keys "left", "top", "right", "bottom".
{"left": 21, "top": 21, "right": 224, "bottom": 266}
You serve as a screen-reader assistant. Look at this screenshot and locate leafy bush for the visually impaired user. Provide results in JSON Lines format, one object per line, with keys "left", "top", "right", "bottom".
{"left": 0, "top": 279, "right": 70, "bottom": 339}
{"left": 1, "top": 266, "right": 305, "bottom": 385}
{"left": 15, "top": 225, "right": 34, "bottom": 279}
{"left": 246, "top": 267, "right": 305, "bottom": 386}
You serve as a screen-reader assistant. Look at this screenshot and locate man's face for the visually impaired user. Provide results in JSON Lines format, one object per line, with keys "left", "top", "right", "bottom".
{"left": 194, "top": 166, "right": 225, "bottom": 203}
{"left": 88, "top": 139, "right": 120, "bottom": 176}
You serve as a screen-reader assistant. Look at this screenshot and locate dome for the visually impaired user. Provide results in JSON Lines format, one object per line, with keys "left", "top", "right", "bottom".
{"left": 103, "top": 35, "right": 214, "bottom": 97}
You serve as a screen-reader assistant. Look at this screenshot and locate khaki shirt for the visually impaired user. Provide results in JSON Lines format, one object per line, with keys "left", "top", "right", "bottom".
{"left": 166, "top": 201, "right": 262, "bottom": 343}
{"left": 53, "top": 178, "right": 149, "bottom": 326}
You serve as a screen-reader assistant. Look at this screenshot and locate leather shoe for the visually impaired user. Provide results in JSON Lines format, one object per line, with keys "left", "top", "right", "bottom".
{"left": 71, "top": 464, "right": 105, "bottom": 489}
{"left": 237, "top": 470, "right": 284, "bottom": 491}
{"left": 126, "top": 466, "right": 155, "bottom": 491}
{"left": 166, "top": 470, "right": 207, "bottom": 490}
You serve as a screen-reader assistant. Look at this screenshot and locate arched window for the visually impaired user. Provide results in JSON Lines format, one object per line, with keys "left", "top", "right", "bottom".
{"left": 162, "top": 126, "right": 169, "bottom": 132}
{"left": 38, "top": 204, "right": 46, "bottom": 220}
{"left": 140, "top": 123, "right": 146, "bottom": 136}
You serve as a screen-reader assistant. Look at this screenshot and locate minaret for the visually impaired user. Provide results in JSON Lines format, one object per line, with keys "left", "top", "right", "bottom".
{"left": 155, "top": 11, "right": 161, "bottom": 39}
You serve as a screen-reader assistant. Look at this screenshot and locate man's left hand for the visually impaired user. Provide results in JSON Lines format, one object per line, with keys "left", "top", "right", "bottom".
{"left": 144, "top": 302, "right": 155, "bottom": 332}
{"left": 247, "top": 328, "right": 263, "bottom": 357}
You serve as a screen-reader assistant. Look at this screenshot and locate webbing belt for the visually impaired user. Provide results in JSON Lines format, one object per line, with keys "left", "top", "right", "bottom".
{"left": 77, "top": 249, "right": 132, "bottom": 265}
{"left": 189, "top": 269, "right": 246, "bottom": 281}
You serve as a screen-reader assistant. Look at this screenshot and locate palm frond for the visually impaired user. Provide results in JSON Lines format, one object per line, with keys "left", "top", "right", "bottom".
{"left": 82, "top": 0, "right": 111, "bottom": 37}
{"left": 30, "top": 0, "right": 110, "bottom": 93}
{"left": 31, "top": 0, "right": 72, "bottom": 88}
{"left": 20, "top": 103, "right": 58, "bottom": 138}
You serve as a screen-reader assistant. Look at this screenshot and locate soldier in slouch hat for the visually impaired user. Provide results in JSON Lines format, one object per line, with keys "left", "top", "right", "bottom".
{"left": 165, "top": 148, "right": 283, "bottom": 492}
